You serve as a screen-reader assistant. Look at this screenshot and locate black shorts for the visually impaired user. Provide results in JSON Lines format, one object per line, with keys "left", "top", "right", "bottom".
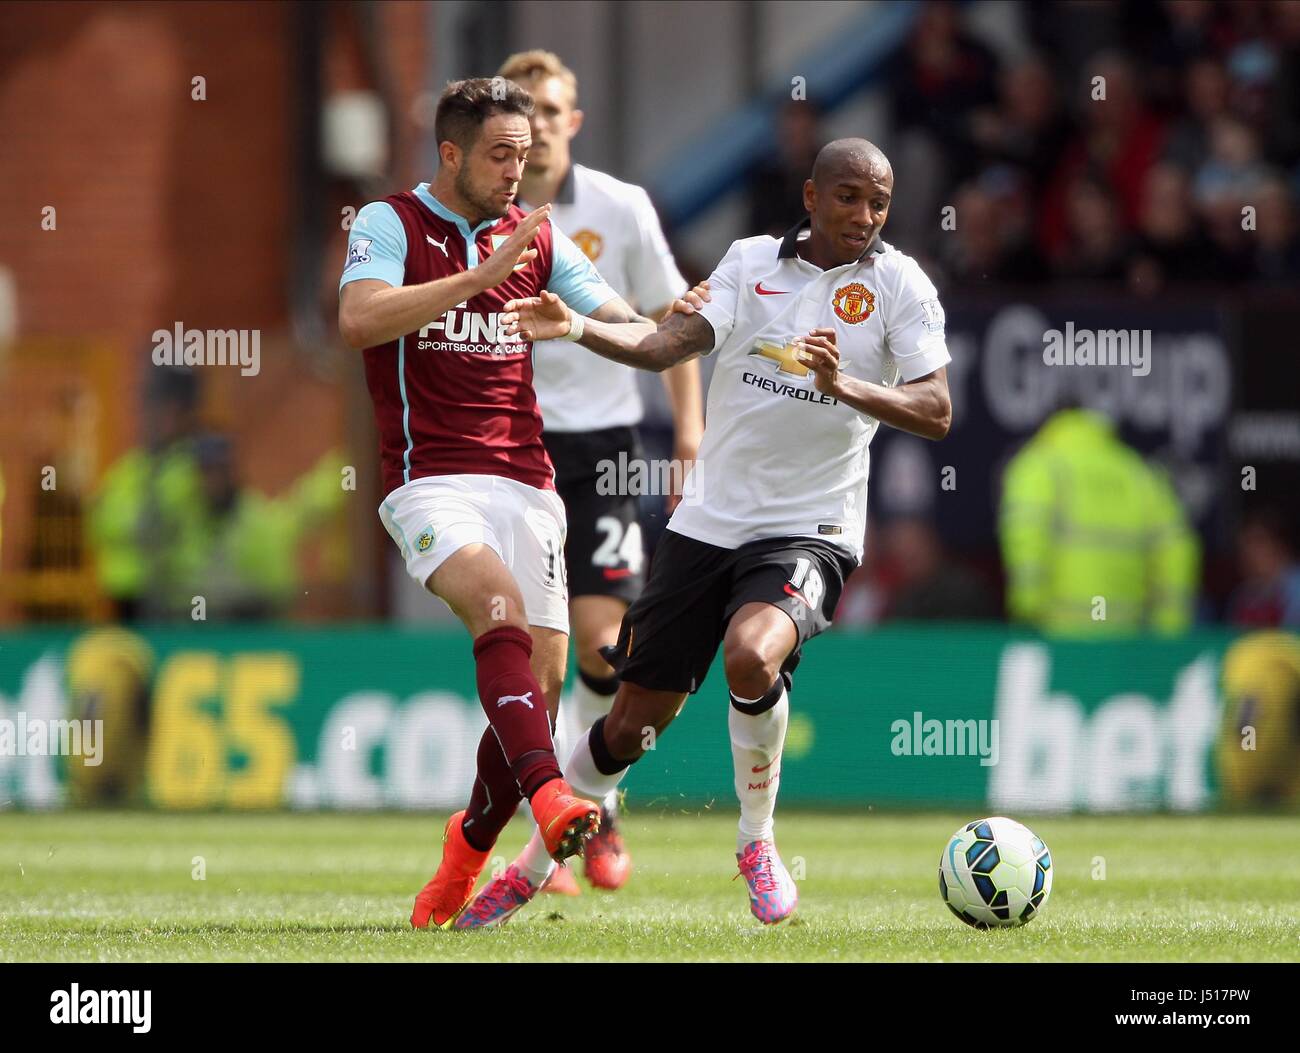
{"left": 543, "top": 425, "right": 646, "bottom": 603}
{"left": 600, "top": 529, "right": 858, "bottom": 695}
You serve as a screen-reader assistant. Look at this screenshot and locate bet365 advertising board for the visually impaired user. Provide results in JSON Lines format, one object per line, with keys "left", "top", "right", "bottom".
{"left": 1, "top": 625, "right": 1294, "bottom": 813}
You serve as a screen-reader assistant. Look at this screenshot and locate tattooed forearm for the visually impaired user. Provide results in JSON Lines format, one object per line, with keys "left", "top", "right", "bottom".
{"left": 575, "top": 305, "right": 715, "bottom": 373}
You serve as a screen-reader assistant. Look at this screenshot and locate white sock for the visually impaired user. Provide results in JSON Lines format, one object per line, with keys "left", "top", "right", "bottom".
{"left": 571, "top": 673, "right": 620, "bottom": 815}
{"left": 729, "top": 684, "right": 788, "bottom": 851}
{"left": 571, "top": 671, "right": 617, "bottom": 730}
{"left": 551, "top": 701, "right": 574, "bottom": 795}
{"left": 566, "top": 723, "right": 629, "bottom": 800}
{"left": 512, "top": 703, "right": 574, "bottom": 887}
{"left": 516, "top": 721, "right": 629, "bottom": 886}
{"left": 516, "top": 829, "right": 556, "bottom": 887}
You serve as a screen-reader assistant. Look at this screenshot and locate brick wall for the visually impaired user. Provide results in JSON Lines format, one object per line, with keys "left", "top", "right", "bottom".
{"left": 0, "top": 0, "right": 431, "bottom": 617}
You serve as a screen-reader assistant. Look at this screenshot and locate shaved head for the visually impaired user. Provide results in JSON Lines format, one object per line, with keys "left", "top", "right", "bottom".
{"left": 801, "top": 137, "right": 896, "bottom": 266}
{"left": 811, "top": 138, "right": 893, "bottom": 189}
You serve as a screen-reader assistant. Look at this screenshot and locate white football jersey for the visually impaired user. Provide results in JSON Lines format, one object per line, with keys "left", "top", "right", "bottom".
{"left": 521, "top": 164, "right": 687, "bottom": 433}
{"left": 670, "top": 221, "right": 951, "bottom": 562}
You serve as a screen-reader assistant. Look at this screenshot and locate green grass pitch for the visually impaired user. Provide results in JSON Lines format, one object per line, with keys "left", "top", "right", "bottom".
{"left": 1, "top": 810, "right": 1297, "bottom": 962}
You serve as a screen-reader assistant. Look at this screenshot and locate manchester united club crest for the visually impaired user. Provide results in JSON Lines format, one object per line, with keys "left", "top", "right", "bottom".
{"left": 832, "top": 282, "right": 875, "bottom": 325}
{"left": 571, "top": 229, "right": 604, "bottom": 262}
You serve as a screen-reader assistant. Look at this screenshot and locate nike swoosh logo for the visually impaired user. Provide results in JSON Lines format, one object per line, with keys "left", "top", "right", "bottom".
{"left": 751, "top": 760, "right": 775, "bottom": 773}
{"left": 783, "top": 583, "right": 810, "bottom": 606}
{"left": 754, "top": 282, "right": 788, "bottom": 295}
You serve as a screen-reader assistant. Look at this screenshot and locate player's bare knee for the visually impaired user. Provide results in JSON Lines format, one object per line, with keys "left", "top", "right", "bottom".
{"left": 576, "top": 646, "right": 617, "bottom": 680}
{"left": 469, "top": 612, "right": 529, "bottom": 638}
{"left": 572, "top": 622, "right": 618, "bottom": 679}
{"left": 724, "top": 643, "right": 780, "bottom": 700}
{"left": 467, "top": 593, "right": 529, "bottom": 636}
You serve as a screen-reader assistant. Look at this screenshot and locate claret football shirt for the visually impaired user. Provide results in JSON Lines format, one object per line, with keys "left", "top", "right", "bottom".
{"left": 340, "top": 182, "right": 618, "bottom": 497}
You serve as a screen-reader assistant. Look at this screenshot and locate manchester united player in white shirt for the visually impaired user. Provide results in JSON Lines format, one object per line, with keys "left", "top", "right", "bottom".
{"left": 500, "top": 138, "right": 952, "bottom": 924}
{"left": 451, "top": 52, "right": 703, "bottom": 924}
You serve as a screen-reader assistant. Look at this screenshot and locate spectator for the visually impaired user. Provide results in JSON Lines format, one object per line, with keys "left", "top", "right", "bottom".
{"left": 1193, "top": 116, "right": 1269, "bottom": 205}
{"left": 1227, "top": 509, "right": 1300, "bottom": 628}
{"left": 1196, "top": 117, "right": 1269, "bottom": 274}
{"left": 167, "top": 435, "right": 348, "bottom": 621}
{"left": 1249, "top": 174, "right": 1300, "bottom": 281}
{"left": 885, "top": 0, "right": 998, "bottom": 244}
{"left": 88, "top": 366, "right": 203, "bottom": 622}
{"left": 936, "top": 175, "right": 1045, "bottom": 285}
{"left": 1136, "top": 0, "right": 1229, "bottom": 110}
{"left": 1128, "top": 162, "right": 1217, "bottom": 292}
{"left": 972, "top": 55, "right": 1073, "bottom": 197}
{"left": 881, "top": 517, "right": 998, "bottom": 622}
{"left": 1262, "top": 0, "right": 1300, "bottom": 168}
{"left": 1163, "top": 57, "right": 1232, "bottom": 173}
{"left": 835, "top": 516, "right": 893, "bottom": 627}
{"left": 887, "top": 0, "right": 999, "bottom": 179}
{"left": 999, "top": 407, "right": 1200, "bottom": 636}
{"left": 1041, "top": 52, "right": 1167, "bottom": 259}
{"left": 749, "top": 100, "right": 823, "bottom": 237}
{"left": 1053, "top": 175, "right": 1132, "bottom": 282}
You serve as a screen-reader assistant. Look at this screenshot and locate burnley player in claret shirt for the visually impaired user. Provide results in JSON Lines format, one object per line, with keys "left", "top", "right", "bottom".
{"left": 337, "top": 77, "right": 688, "bottom": 931}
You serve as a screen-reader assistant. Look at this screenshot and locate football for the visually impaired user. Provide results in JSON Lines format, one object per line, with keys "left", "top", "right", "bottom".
{"left": 939, "top": 817, "right": 1053, "bottom": 928}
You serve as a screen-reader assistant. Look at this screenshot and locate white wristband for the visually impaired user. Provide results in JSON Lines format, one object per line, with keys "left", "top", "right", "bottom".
{"left": 560, "top": 311, "right": 585, "bottom": 342}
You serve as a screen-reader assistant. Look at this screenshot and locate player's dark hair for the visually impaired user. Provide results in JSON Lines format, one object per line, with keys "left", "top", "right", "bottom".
{"left": 434, "top": 77, "right": 534, "bottom": 155}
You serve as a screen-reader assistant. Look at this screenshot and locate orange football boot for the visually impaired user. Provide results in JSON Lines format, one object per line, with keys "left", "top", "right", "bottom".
{"left": 410, "top": 810, "right": 491, "bottom": 930}
{"left": 530, "top": 778, "right": 600, "bottom": 862}
{"left": 541, "top": 863, "right": 581, "bottom": 896}
{"left": 583, "top": 803, "right": 632, "bottom": 890}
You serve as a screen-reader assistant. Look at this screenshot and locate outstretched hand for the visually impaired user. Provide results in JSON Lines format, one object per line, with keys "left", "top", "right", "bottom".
{"left": 501, "top": 289, "right": 573, "bottom": 342}
{"left": 477, "top": 204, "right": 550, "bottom": 290}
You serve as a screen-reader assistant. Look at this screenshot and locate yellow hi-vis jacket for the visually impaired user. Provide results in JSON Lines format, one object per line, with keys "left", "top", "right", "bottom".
{"left": 88, "top": 442, "right": 203, "bottom": 601}
{"left": 999, "top": 410, "right": 1199, "bottom": 636}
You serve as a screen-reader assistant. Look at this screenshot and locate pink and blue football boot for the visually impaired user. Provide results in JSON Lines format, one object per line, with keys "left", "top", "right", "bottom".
{"left": 735, "top": 839, "right": 798, "bottom": 924}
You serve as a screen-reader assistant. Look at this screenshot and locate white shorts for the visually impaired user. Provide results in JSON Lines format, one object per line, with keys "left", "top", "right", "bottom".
{"left": 378, "top": 474, "right": 569, "bottom": 632}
